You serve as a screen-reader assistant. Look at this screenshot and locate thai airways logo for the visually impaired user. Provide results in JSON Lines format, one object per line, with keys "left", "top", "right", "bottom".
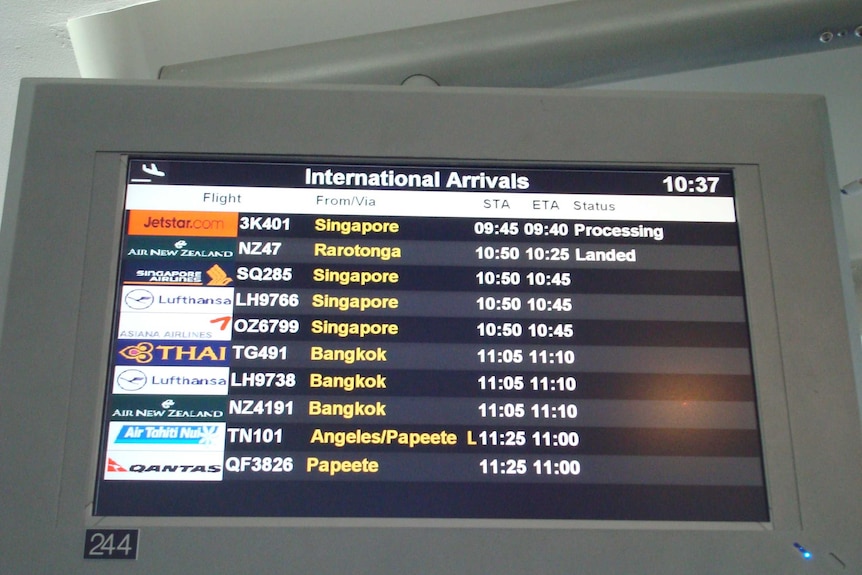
{"left": 116, "top": 340, "right": 229, "bottom": 366}
{"left": 118, "top": 342, "right": 155, "bottom": 364}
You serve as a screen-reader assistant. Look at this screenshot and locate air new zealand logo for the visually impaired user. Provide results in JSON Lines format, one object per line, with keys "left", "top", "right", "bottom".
{"left": 125, "top": 237, "right": 235, "bottom": 259}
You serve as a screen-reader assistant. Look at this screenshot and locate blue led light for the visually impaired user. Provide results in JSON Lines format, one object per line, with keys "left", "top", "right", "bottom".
{"left": 793, "top": 542, "right": 813, "bottom": 560}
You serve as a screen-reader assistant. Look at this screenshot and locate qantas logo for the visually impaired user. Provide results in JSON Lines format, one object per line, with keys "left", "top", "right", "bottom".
{"left": 105, "top": 458, "right": 221, "bottom": 474}
{"left": 106, "top": 458, "right": 128, "bottom": 472}
{"left": 102, "top": 450, "right": 224, "bottom": 480}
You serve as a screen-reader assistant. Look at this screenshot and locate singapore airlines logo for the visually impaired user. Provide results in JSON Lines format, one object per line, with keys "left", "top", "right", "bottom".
{"left": 206, "top": 264, "right": 233, "bottom": 286}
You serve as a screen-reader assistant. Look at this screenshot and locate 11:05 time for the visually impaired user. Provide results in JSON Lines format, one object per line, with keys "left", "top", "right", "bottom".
{"left": 478, "top": 375, "right": 577, "bottom": 391}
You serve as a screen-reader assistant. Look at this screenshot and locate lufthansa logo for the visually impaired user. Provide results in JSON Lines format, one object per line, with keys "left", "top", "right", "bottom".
{"left": 116, "top": 368, "right": 148, "bottom": 391}
{"left": 124, "top": 289, "right": 154, "bottom": 310}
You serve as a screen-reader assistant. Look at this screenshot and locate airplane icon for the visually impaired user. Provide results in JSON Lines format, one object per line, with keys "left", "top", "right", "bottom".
{"left": 141, "top": 163, "right": 166, "bottom": 177}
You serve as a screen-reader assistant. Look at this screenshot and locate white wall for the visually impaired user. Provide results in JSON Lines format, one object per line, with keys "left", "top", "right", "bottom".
{"left": 595, "top": 46, "right": 862, "bottom": 259}
{"left": 598, "top": 51, "right": 862, "bottom": 416}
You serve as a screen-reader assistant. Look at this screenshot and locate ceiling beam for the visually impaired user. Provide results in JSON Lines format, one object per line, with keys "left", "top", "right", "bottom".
{"left": 159, "top": 0, "right": 862, "bottom": 87}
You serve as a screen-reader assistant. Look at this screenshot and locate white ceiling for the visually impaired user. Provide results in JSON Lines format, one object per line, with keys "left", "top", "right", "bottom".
{"left": 1, "top": 0, "right": 139, "bottom": 213}
{"left": 2, "top": 0, "right": 861, "bottom": 258}
{"left": 0, "top": 0, "right": 565, "bottom": 219}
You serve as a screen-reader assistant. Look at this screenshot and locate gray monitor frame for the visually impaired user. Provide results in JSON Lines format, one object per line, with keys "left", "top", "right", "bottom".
{"left": 1, "top": 79, "right": 861, "bottom": 574}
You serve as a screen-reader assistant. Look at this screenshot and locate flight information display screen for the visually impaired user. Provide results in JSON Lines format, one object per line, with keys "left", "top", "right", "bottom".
{"left": 94, "top": 158, "right": 768, "bottom": 521}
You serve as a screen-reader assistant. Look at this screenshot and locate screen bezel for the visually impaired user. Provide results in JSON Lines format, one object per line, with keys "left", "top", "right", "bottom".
{"left": 2, "top": 80, "right": 861, "bottom": 573}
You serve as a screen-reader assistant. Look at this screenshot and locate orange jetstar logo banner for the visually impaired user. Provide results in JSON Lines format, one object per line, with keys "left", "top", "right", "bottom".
{"left": 128, "top": 211, "right": 238, "bottom": 237}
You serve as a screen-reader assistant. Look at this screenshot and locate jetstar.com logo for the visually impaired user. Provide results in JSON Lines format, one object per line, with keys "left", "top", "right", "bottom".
{"left": 127, "top": 210, "right": 238, "bottom": 237}
{"left": 116, "top": 341, "right": 229, "bottom": 366}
